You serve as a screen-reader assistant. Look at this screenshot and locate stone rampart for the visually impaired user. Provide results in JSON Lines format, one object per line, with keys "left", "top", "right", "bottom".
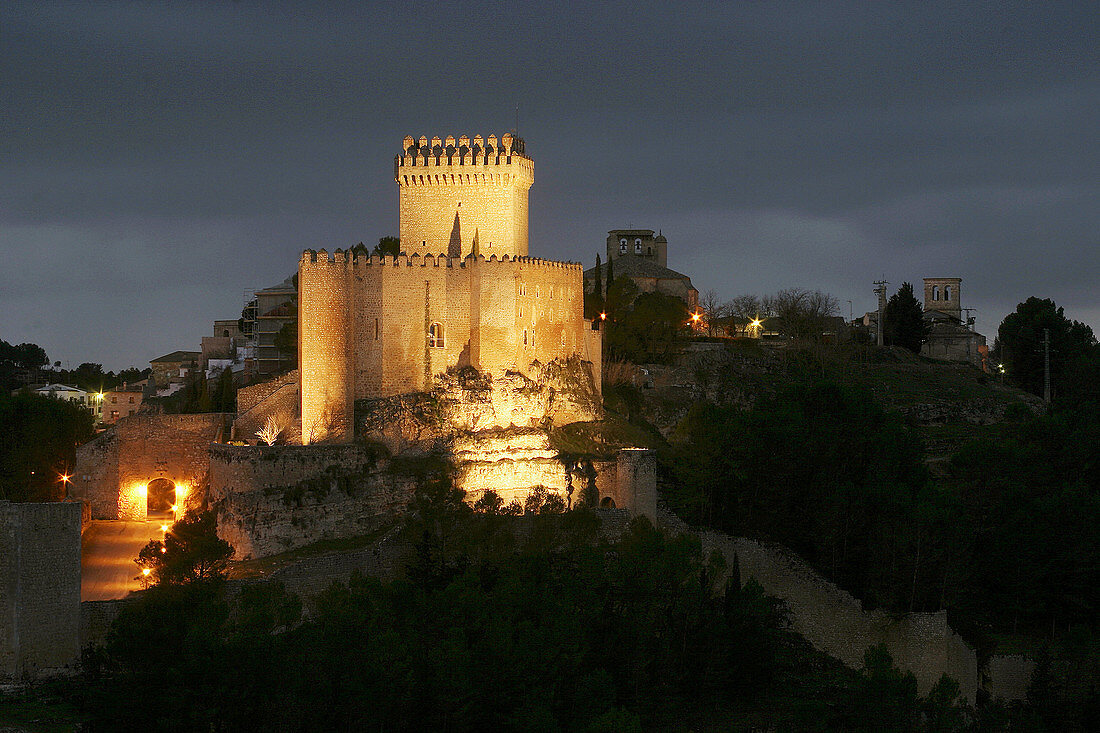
{"left": 0, "top": 501, "right": 81, "bottom": 680}
{"left": 207, "top": 444, "right": 419, "bottom": 560}
{"left": 233, "top": 370, "right": 301, "bottom": 443}
{"left": 80, "top": 599, "right": 127, "bottom": 651}
{"left": 984, "top": 654, "right": 1035, "bottom": 702}
{"left": 657, "top": 508, "right": 978, "bottom": 702}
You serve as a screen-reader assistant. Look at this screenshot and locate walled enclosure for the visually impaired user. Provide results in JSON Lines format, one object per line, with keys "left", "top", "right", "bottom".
{"left": 71, "top": 413, "right": 230, "bottom": 520}
{"left": 0, "top": 501, "right": 81, "bottom": 680}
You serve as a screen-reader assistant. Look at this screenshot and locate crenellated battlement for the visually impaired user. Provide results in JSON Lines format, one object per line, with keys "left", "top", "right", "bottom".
{"left": 394, "top": 132, "right": 533, "bottom": 182}
{"left": 301, "top": 248, "right": 581, "bottom": 271}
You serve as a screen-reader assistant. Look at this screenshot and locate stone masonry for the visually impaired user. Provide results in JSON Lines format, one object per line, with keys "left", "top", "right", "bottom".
{"left": 71, "top": 413, "right": 230, "bottom": 520}
{"left": 0, "top": 501, "right": 81, "bottom": 680}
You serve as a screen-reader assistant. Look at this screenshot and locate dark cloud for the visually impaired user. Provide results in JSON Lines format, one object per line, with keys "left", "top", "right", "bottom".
{"left": 1, "top": 1, "right": 1096, "bottom": 369}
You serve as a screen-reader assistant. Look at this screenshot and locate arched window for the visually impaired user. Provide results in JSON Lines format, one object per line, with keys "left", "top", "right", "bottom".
{"left": 944, "top": 286, "right": 951, "bottom": 300}
{"left": 619, "top": 238, "right": 627, "bottom": 254}
{"left": 634, "top": 238, "right": 642, "bottom": 254}
{"left": 428, "top": 322, "right": 444, "bottom": 348}
{"left": 932, "top": 286, "right": 940, "bottom": 300}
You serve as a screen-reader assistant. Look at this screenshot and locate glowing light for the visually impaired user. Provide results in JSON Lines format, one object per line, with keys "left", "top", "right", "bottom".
{"left": 160, "top": 547, "right": 167, "bottom": 553}
{"left": 59, "top": 474, "right": 71, "bottom": 484}
{"left": 160, "top": 524, "right": 169, "bottom": 533}
{"left": 175, "top": 485, "right": 188, "bottom": 499}
{"left": 136, "top": 484, "right": 147, "bottom": 497}
{"left": 142, "top": 568, "right": 151, "bottom": 576}
{"left": 691, "top": 312, "right": 701, "bottom": 322}
{"left": 751, "top": 319, "right": 762, "bottom": 328}
{"left": 170, "top": 504, "right": 178, "bottom": 512}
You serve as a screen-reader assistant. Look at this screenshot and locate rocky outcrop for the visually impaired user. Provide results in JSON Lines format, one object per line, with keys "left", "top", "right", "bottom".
{"left": 355, "top": 356, "right": 602, "bottom": 454}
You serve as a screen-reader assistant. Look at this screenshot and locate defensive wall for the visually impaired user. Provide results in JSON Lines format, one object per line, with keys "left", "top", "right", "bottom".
{"left": 71, "top": 413, "right": 231, "bottom": 520}
{"left": 396, "top": 133, "right": 533, "bottom": 259}
{"left": 206, "top": 439, "right": 655, "bottom": 560}
{"left": 207, "top": 443, "right": 419, "bottom": 559}
{"left": 0, "top": 501, "right": 81, "bottom": 680}
{"left": 232, "top": 369, "right": 301, "bottom": 443}
{"left": 657, "top": 508, "right": 979, "bottom": 703}
{"left": 299, "top": 249, "right": 593, "bottom": 443}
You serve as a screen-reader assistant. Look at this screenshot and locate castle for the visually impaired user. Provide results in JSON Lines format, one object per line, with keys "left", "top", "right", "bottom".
{"left": 299, "top": 134, "right": 601, "bottom": 443}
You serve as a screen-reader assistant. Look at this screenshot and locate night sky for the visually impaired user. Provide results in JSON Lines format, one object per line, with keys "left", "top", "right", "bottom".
{"left": 3, "top": 1, "right": 1096, "bottom": 371}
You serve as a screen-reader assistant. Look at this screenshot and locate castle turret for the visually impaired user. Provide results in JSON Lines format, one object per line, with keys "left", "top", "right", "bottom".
{"left": 395, "top": 133, "right": 534, "bottom": 260}
{"left": 299, "top": 250, "right": 353, "bottom": 443}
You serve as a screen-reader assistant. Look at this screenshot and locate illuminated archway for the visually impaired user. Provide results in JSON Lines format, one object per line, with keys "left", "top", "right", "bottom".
{"left": 146, "top": 478, "right": 175, "bottom": 513}
{"left": 600, "top": 496, "right": 616, "bottom": 509}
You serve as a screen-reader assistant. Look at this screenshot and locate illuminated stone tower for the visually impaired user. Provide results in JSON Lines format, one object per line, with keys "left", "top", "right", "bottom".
{"left": 395, "top": 133, "right": 534, "bottom": 258}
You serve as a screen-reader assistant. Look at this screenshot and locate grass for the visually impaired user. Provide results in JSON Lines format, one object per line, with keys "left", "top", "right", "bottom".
{"left": 229, "top": 524, "right": 397, "bottom": 578}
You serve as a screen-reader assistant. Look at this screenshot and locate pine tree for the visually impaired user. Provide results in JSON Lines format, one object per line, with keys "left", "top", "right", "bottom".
{"left": 593, "top": 254, "right": 602, "bottom": 298}
{"left": 883, "top": 282, "right": 930, "bottom": 353}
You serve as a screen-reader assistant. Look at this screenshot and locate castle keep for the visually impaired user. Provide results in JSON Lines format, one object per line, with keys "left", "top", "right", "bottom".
{"left": 396, "top": 133, "right": 533, "bottom": 259}
{"left": 300, "top": 135, "right": 600, "bottom": 443}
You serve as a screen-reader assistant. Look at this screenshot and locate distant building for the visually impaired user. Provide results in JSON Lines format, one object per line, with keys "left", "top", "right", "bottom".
{"left": 100, "top": 385, "right": 144, "bottom": 424}
{"left": 583, "top": 230, "right": 699, "bottom": 311}
{"left": 149, "top": 350, "right": 201, "bottom": 390}
{"left": 19, "top": 383, "right": 90, "bottom": 407}
{"left": 252, "top": 275, "right": 297, "bottom": 378}
{"left": 921, "top": 278, "right": 988, "bottom": 369}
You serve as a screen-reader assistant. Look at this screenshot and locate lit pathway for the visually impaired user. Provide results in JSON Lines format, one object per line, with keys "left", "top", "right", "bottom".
{"left": 81, "top": 515, "right": 169, "bottom": 601}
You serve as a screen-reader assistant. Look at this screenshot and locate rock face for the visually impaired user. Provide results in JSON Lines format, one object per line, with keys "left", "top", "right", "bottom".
{"left": 355, "top": 356, "right": 602, "bottom": 453}
{"left": 207, "top": 444, "right": 418, "bottom": 560}
{"left": 353, "top": 356, "right": 604, "bottom": 505}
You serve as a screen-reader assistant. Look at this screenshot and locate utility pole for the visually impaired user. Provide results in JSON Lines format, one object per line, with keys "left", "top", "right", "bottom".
{"left": 1043, "top": 327, "right": 1051, "bottom": 404}
{"left": 873, "top": 280, "right": 888, "bottom": 346}
{"left": 962, "top": 308, "right": 977, "bottom": 362}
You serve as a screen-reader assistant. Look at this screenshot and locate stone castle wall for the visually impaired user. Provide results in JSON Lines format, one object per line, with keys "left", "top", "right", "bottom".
{"left": 396, "top": 133, "right": 533, "bottom": 259}
{"left": 657, "top": 508, "right": 978, "bottom": 703}
{"left": 299, "top": 250, "right": 591, "bottom": 444}
{"left": 71, "top": 413, "right": 230, "bottom": 520}
{"left": 233, "top": 370, "right": 301, "bottom": 443}
{"left": 207, "top": 444, "right": 419, "bottom": 559}
{"left": 0, "top": 501, "right": 82, "bottom": 680}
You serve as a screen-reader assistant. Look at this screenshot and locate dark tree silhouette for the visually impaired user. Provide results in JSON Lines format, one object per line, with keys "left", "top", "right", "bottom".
{"left": 995, "top": 297, "right": 1096, "bottom": 398}
{"left": 883, "top": 282, "right": 930, "bottom": 353}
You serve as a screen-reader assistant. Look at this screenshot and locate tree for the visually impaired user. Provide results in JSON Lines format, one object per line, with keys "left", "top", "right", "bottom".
{"left": 0, "top": 392, "right": 95, "bottom": 501}
{"left": 699, "top": 289, "right": 729, "bottom": 337}
{"left": 883, "top": 282, "right": 930, "bottom": 353}
{"left": 765, "top": 288, "right": 838, "bottom": 341}
{"left": 274, "top": 317, "right": 298, "bottom": 367}
{"left": 726, "top": 295, "right": 766, "bottom": 337}
{"left": 995, "top": 297, "right": 1096, "bottom": 399}
{"left": 136, "top": 508, "right": 234, "bottom": 585}
{"left": 372, "top": 236, "right": 400, "bottom": 258}
{"left": 584, "top": 254, "right": 606, "bottom": 320}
